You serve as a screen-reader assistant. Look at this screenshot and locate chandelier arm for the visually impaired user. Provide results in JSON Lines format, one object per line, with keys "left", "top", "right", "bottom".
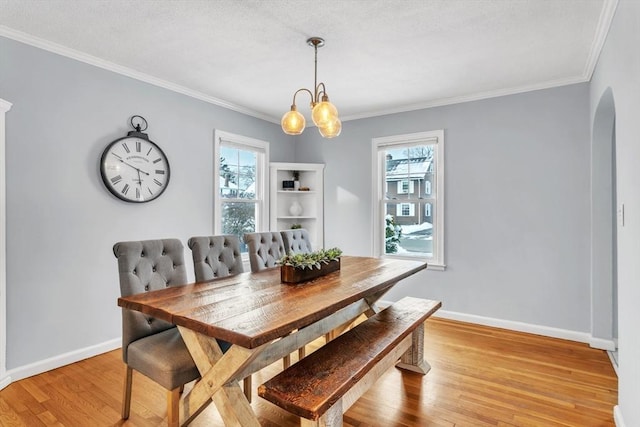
{"left": 316, "top": 82, "right": 327, "bottom": 99}
{"left": 292, "top": 88, "right": 315, "bottom": 106}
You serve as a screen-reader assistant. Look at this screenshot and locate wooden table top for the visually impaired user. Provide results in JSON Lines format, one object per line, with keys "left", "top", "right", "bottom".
{"left": 118, "top": 256, "right": 427, "bottom": 349}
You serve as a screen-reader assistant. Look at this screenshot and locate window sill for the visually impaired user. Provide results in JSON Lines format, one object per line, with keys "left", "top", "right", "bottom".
{"left": 381, "top": 254, "right": 446, "bottom": 271}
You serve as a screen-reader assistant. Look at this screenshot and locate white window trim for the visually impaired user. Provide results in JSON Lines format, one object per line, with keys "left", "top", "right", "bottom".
{"left": 214, "top": 130, "right": 269, "bottom": 241}
{"left": 371, "top": 130, "right": 445, "bottom": 270}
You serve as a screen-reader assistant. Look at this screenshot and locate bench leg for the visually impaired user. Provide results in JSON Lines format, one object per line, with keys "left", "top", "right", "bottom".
{"left": 396, "top": 323, "right": 431, "bottom": 374}
{"left": 300, "top": 398, "right": 343, "bottom": 427}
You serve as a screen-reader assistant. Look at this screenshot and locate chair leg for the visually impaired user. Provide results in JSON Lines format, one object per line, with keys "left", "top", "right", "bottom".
{"left": 122, "top": 366, "right": 133, "bottom": 420}
{"left": 167, "top": 387, "right": 180, "bottom": 427}
{"left": 244, "top": 376, "right": 252, "bottom": 403}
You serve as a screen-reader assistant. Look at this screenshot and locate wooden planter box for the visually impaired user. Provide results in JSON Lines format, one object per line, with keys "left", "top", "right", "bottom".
{"left": 281, "top": 258, "right": 341, "bottom": 284}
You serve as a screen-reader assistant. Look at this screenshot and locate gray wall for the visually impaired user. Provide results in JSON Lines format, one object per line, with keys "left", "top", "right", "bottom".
{"left": 590, "top": 0, "right": 640, "bottom": 425}
{"left": 297, "top": 84, "right": 592, "bottom": 333}
{"left": 0, "top": 36, "right": 292, "bottom": 369}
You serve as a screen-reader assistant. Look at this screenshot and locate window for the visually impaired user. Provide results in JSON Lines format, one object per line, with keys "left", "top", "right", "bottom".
{"left": 424, "top": 180, "right": 432, "bottom": 195}
{"left": 214, "top": 130, "right": 269, "bottom": 252}
{"left": 397, "top": 203, "right": 414, "bottom": 217}
{"left": 372, "top": 130, "right": 445, "bottom": 269}
{"left": 397, "top": 180, "right": 415, "bottom": 194}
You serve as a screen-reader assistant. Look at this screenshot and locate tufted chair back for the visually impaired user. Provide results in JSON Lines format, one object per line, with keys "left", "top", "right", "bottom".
{"left": 281, "top": 229, "right": 313, "bottom": 255}
{"left": 113, "top": 238, "right": 188, "bottom": 361}
{"left": 188, "top": 235, "right": 244, "bottom": 282}
{"left": 243, "top": 231, "right": 286, "bottom": 272}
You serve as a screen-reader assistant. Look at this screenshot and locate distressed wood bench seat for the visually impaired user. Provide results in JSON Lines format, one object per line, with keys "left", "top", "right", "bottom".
{"left": 258, "top": 296, "right": 441, "bottom": 427}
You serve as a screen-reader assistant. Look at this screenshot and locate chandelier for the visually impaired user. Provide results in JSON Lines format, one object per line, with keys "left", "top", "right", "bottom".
{"left": 281, "top": 37, "right": 341, "bottom": 138}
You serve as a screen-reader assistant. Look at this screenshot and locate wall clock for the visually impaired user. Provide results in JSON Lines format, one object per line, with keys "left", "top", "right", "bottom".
{"left": 100, "top": 116, "right": 170, "bottom": 203}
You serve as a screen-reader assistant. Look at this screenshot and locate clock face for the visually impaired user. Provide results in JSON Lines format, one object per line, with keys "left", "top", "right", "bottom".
{"left": 100, "top": 135, "right": 170, "bottom": 203}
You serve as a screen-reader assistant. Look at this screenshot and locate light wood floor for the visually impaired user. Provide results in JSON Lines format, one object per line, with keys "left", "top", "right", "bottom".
{"left": 0, "top": 318, "right": 617, "bottom": 426}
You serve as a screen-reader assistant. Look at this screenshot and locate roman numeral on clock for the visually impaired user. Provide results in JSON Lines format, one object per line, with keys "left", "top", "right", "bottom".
{"left": 153, "top": 179, "right": 163, "bottom": 186}
{"left": 122, "top": 142, "right": 130, "bottom": 153}
{"left": 110, "top": 175, "right": 122, "bottom": 185}
{"left": 122, "top": 184, "right": 130, "bottom": 195}
{"left": 136, "top": 141, "right": 141, "bottom": 152}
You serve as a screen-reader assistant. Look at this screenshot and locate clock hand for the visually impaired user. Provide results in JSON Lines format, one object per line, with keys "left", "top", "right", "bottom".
{"left": 111, "top": 153, "right": 150, "bottom": 175}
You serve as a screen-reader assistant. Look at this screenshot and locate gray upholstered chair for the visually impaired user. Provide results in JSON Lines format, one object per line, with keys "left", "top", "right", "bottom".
{"left": 113, "top": 238, "right": 197, "bottom": 427}
{"left": 281, "top": 228, "right": 313, "bottom": 254}
{"left": 188, "top": 234, "right": 244, "bottom": 281}
{"left": 244, "top": 231, "right": 306, "bottom": 366}
{"left": 243, "top": 231, "right": 286, "bottom": 272}
{"left": 187, "top": 234, "right": 252, "bottom": 401}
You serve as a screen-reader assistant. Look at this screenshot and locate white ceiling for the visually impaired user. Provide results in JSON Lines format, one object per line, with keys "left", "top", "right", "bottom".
{"left": 0, "top": 0, "right": 616, "bottom": 124}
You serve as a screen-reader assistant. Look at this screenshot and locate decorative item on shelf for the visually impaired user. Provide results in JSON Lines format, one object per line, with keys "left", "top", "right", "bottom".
{"left": 282, "top": 180, "right": 295, "bottom": 190}
{"left": 289, "top": 200, "right": 303, "bottom": 216}
{"left": 291, "top": 223, "right": 302, "bottom": 229}
{"left": 299, "top": 186, "right": 310, "bottom": 191}
{"left": 279, "top": 248, "right": 343, "bottom": 284}
{"left": 292, "top": 170, "right": 300, "bottom": 190}
{"left": 281, "top": 37, "right": 342, "bottom": 138}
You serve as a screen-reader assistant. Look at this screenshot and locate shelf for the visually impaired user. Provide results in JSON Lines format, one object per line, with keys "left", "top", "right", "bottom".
{"left": 277, "top": 190, "right": 317, "bottom": 194}
{"left": 277, "top": 216, "right": 317, "bottom": 220}
{"left": 270, "top": 162, "right": 324, "bottom": 249}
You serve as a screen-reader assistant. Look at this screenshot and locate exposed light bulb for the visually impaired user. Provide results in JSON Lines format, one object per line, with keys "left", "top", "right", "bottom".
{"left": 318, "top": 118, "right": 342, "bottom": 138}
{"left": 311, "top": 97, "right": 339, "bottom": 127}
{"left": 281, "top": 106, "right": 306, "bottom": 135}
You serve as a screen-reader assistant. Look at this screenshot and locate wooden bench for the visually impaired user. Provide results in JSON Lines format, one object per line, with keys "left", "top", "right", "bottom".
{"left": 258, "top": 296, "right": 441, "bottom": 427}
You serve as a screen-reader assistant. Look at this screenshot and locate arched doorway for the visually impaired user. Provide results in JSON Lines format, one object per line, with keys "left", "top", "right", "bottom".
{"left": 590, "top": 87, "right": 617, "bottom": 357}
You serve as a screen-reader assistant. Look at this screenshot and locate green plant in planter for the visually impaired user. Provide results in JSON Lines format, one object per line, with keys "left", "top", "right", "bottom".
{"left": 278, "top": 247, "right": 343, "bottom": 270}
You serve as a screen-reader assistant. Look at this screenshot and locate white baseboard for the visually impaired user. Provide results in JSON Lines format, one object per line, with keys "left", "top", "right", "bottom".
{"left": 614, "top": 405, "right": 626, "bottom": 427}
{"left": 0, "top": 373, "right": 11, "bottom": 391}
{"left": 380, "top": 301, "right": 611, "bottom": 347}
{"left": 6, "top": 338, "right": 121, "bottom": 384}
{"left": 589, "top": 336, "right": 617, "bottom": 351}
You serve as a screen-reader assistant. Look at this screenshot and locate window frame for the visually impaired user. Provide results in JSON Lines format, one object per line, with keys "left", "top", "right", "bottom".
{"left": 371, "top": 130, "right": 445, "bottom": 270}
{"left": 214, "top": 130, "right": 269, "bottom": 249}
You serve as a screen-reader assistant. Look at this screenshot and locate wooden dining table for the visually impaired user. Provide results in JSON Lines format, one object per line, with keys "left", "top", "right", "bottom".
{"left": 118, "top": 255, "right": 428, "bottom": 426}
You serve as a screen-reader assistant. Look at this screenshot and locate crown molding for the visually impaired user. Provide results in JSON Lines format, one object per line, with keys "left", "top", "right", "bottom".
{"left": 0, "top": 26, "right": 278, "bottom": 124}
{"left": 582, "top": 0, "right": 619, "bottom": 81}
{"left": 340, "top": 75, "right": 589, "bottom": 122}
